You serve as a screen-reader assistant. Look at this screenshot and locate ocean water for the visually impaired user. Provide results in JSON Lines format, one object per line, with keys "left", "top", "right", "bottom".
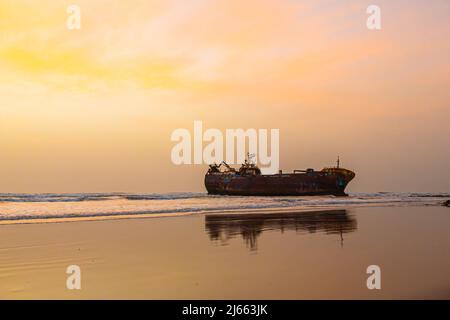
{"left": 0, "top": 192, "right": 448, "bottom": 224}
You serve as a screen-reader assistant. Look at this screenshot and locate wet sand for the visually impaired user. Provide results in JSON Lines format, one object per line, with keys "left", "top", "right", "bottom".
{"left": 1, "top": 205, "right": 450, "bottom": 299}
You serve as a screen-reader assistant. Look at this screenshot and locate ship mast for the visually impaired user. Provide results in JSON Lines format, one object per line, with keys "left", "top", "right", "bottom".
{"left": 247, "top": 152, "right": 256, "bottom": 165}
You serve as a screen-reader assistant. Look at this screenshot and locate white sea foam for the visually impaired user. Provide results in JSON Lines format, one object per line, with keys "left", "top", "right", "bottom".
{"left": 0, "top": 192, "right": 447, "bottom": 224}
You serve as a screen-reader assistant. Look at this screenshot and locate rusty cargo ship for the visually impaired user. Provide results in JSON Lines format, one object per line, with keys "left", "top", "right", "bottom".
{"left": 205, "top": 157, "right": 355, "bottom": 196}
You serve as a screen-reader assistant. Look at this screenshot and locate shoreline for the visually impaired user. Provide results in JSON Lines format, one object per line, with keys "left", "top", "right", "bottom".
{"left": 1, "top": 195, "right": 449, "bottom": 299}
{"left": 1, "top": 205, "right": 450, "bottom": 299}
{"left": 0, "top": 201, "right": 446, "bottom": 225}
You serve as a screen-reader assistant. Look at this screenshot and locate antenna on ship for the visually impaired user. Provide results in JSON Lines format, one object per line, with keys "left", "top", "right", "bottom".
{"left": 336, "top": 156, "right": 340, "bottom": 168}
{"left": 247, "top": 152, "right": 256, "bottom": 165}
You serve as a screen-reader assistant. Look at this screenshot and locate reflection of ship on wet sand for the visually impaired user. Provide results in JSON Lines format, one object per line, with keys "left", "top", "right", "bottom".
{"left": 205, "top": 209, "right": 357, "bottom": 251}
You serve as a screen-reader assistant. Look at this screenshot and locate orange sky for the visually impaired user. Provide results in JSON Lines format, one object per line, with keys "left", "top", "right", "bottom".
{"left": 1, "top": 0, "right": 449, "bottom": 193}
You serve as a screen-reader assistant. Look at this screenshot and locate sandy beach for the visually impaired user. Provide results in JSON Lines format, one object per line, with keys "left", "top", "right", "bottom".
{"left": 1, "top": 205, "right": 449, "bottom": 299}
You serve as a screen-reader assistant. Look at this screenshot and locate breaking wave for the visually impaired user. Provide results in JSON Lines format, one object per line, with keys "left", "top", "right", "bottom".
{"left": 0, "top": 192, "right": 448, "bottom": 224}
{"left": 0, "top": 192, "right": 206, "bottom": 202}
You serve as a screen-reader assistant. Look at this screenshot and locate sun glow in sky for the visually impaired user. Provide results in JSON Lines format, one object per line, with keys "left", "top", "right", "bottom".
{"left": 1, "top": 0, "right": 449, "bottom": 193}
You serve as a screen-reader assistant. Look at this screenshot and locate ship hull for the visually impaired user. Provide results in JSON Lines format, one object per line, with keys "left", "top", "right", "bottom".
{"left": 205, "top": 170, "right": 355, "bottom": 196}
